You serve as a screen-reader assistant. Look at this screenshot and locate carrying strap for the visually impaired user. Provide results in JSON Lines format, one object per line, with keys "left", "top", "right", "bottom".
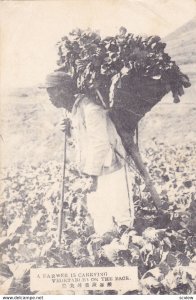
{"left": 135, "top": 124, "right": 139, "bottom": 148}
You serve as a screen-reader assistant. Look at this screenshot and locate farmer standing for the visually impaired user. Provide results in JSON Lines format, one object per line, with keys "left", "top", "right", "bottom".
{"left": 46, "top": 70, "right": 133, "bottom": 236}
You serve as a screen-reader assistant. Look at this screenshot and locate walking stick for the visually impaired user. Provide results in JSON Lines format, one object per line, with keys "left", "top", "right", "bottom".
{"left": 124, "top": 163, "right": 135, "bottom": 228}
{"left": 57, "top": 120, "right": 68, "bottom": 244}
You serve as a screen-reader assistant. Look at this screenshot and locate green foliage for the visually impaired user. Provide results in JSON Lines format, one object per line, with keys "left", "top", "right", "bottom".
{"left": 56, "top": 27, "right": 191, "bottom": 107}
{"left": 0, "top": 142, "right": 195, "bottom": 294}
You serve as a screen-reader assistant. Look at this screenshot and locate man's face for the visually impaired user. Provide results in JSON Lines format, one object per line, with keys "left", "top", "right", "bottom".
{"left": 47, "top": 86, "right": 75, "bottom": 111}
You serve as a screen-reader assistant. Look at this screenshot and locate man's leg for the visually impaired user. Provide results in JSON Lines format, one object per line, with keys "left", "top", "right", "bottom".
{"left": 86, "top": 177, "right": 114, "bottom": 235}
{"left": 109, "top": 167, "right": 133, "bottom": 228}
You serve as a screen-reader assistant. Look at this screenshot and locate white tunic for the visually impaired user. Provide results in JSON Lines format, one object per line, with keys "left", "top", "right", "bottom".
{"left": 72, "top": 95, "right": 133, "bottom": 235}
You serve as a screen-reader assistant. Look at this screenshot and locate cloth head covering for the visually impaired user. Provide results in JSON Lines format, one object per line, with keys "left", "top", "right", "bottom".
{"left": 42, "top": 71, "right": 73, "bottom": 88}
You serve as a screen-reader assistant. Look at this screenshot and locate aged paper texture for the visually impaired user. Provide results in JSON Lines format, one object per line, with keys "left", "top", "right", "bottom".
{"left": 0, "top": 0, "right": 196, "bottom": 296}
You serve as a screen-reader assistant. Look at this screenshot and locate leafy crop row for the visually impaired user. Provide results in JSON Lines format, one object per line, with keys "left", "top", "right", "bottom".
{"left": 0, "top": 142, "right": 195, "bottom": 295}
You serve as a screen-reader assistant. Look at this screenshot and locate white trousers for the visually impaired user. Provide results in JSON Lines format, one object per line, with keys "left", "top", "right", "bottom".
{"left": 87, "top": 167, "right": 134, "bottom": 235}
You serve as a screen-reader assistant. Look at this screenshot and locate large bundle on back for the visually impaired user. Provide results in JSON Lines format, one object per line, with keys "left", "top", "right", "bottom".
{"left": 53, "top": 28, "right": 191, "bottom": 210}
{"left": 56, "top": 27, "right": 191, "bottom": 151}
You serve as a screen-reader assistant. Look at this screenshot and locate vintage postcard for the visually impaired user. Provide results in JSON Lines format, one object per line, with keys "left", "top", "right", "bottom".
{"left": 0, "top": 0, "right": 196, "bottom": 296}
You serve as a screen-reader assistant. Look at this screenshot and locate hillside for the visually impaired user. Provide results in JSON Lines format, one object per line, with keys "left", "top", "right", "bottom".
{"left": 164, "top": 17, "right": 196, "bottom": 83}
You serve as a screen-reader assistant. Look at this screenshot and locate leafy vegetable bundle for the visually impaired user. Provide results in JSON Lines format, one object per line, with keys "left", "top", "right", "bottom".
{"left": 56, "top": 27, "right": 191, "bottom": 138}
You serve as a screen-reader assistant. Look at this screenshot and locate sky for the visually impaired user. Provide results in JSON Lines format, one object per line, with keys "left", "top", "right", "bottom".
{"left": 0, "top": 0, "right": 196, "bottom": 90}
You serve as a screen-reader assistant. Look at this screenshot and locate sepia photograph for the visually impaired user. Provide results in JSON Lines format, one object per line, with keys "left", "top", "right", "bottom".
{"left": 0, "top": 0, "right": 196, "bottom": 296}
